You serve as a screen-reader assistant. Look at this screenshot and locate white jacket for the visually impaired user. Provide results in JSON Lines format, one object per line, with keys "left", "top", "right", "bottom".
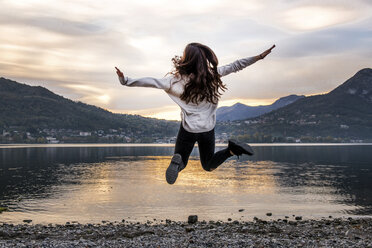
{"left": 119, "top": 56, "right": 258, "bottom": 133}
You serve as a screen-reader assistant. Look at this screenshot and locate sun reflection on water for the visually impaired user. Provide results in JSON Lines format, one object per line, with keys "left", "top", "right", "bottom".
{"left": 0, "top": 152, "right": 368, "bottom": 224}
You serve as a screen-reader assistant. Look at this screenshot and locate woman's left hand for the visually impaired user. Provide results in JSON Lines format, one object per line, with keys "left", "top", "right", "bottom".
{"left": 115, "top": 67, "right": 124, "bottom": 78}
{"left": 259, "top": 45, "right": 276, "bottom": 59}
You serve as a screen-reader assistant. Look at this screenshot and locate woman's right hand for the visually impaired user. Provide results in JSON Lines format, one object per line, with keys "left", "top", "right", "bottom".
{"left": 115, "top": 67, "right": 124, "bottom": 78}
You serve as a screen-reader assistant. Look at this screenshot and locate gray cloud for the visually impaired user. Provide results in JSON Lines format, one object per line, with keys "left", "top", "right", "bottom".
{"left": 27, "top": 16, "right": 107, "bottom": 36}
{"left": 277, "top": 20, "right": 372, "bottom": 58}
{"left": 0, "top": 14, "right": 106, "bottom": 36}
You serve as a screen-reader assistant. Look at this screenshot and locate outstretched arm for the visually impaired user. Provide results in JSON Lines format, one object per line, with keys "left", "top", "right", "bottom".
{"left": 218, "top": 45, "right": 275, "bottom": 77}
{"left": 115, "top": 67, "right": 171, "bottom": 91}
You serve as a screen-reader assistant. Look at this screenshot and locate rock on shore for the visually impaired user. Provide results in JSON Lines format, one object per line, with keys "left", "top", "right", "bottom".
{"left": 0, "top": 218, "right": 371, "bottom": 247}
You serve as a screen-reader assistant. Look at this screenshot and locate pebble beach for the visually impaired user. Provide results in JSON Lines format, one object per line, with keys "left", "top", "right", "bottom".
{"left": 0, "top": 217, "right": 371, "bottom": 247}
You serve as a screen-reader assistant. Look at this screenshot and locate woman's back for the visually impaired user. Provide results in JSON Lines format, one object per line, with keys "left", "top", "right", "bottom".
{"left": 167, "top": 74, "right": 218, "bottom": 133}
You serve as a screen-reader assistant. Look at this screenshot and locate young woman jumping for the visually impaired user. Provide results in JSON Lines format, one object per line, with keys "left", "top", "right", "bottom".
{"left": 116, "top": 43, "right": 275, "bottom": 184}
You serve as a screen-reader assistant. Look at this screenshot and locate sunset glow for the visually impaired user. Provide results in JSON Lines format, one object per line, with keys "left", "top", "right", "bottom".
{"left": 283, "top": 6, "right": 359, "bottom": 31}
{"left": 0, "top": 0, "right": 371, "bottom": 120}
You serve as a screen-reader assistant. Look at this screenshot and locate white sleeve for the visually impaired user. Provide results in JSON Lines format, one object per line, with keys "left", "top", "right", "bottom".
{"left": 217, "top": 56, "right": 258, "bottom": 77}
{"left": 118, "top": 76, "right": 172, "bottom": 91}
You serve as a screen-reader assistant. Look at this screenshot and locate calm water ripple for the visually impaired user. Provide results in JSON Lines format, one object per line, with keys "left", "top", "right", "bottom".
{"left": 0, "top": 144, "right": 371, "bottom": 224}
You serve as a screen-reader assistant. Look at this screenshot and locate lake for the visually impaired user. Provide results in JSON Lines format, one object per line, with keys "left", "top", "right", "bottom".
{"left": 0, "top": 144, "right": 371, "bottom": 224}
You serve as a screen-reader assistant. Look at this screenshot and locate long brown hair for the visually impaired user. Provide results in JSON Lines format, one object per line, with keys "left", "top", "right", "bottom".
{"left": 171, "top": 43, "right": 226, "bottom": 105}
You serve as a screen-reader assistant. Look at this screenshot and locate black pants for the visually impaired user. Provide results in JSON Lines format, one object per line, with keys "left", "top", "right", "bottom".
{"left": 174, "top": 124, "right": 232, "bottom": 171}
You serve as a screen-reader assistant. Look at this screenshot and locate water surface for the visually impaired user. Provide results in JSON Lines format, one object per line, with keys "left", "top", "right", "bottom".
{"left": 0, "top": 144, "right": 371, "bottom": 224}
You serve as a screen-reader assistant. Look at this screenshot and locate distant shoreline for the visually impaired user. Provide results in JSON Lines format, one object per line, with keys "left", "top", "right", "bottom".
{"left": 1, "top": 142, "right": 372, "bottom": 149}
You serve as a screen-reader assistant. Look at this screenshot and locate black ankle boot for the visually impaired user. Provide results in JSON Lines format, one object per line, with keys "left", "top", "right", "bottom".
{"left": 228, "top": 139, "right": 254, "bottom": 157}
{"left": 165, "top": 154, "right": 184, "bottom": 184}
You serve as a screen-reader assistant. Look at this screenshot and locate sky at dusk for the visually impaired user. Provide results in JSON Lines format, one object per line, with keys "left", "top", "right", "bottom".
{"left": 1, "top": 0, "right": 371, "bottom": 120}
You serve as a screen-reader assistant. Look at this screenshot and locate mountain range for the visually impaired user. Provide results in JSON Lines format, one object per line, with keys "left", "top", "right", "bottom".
{"left": 1, "top": 68, "right": 371, "bottom": 142}
{"left": 228, "top": 68, "right": 372, "bottom": 140}
{"left": 0, "top": 77, "right": 178, "bottom": 138}
{"left": 216, "top": 95, "right": 305, "bottom": 121}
